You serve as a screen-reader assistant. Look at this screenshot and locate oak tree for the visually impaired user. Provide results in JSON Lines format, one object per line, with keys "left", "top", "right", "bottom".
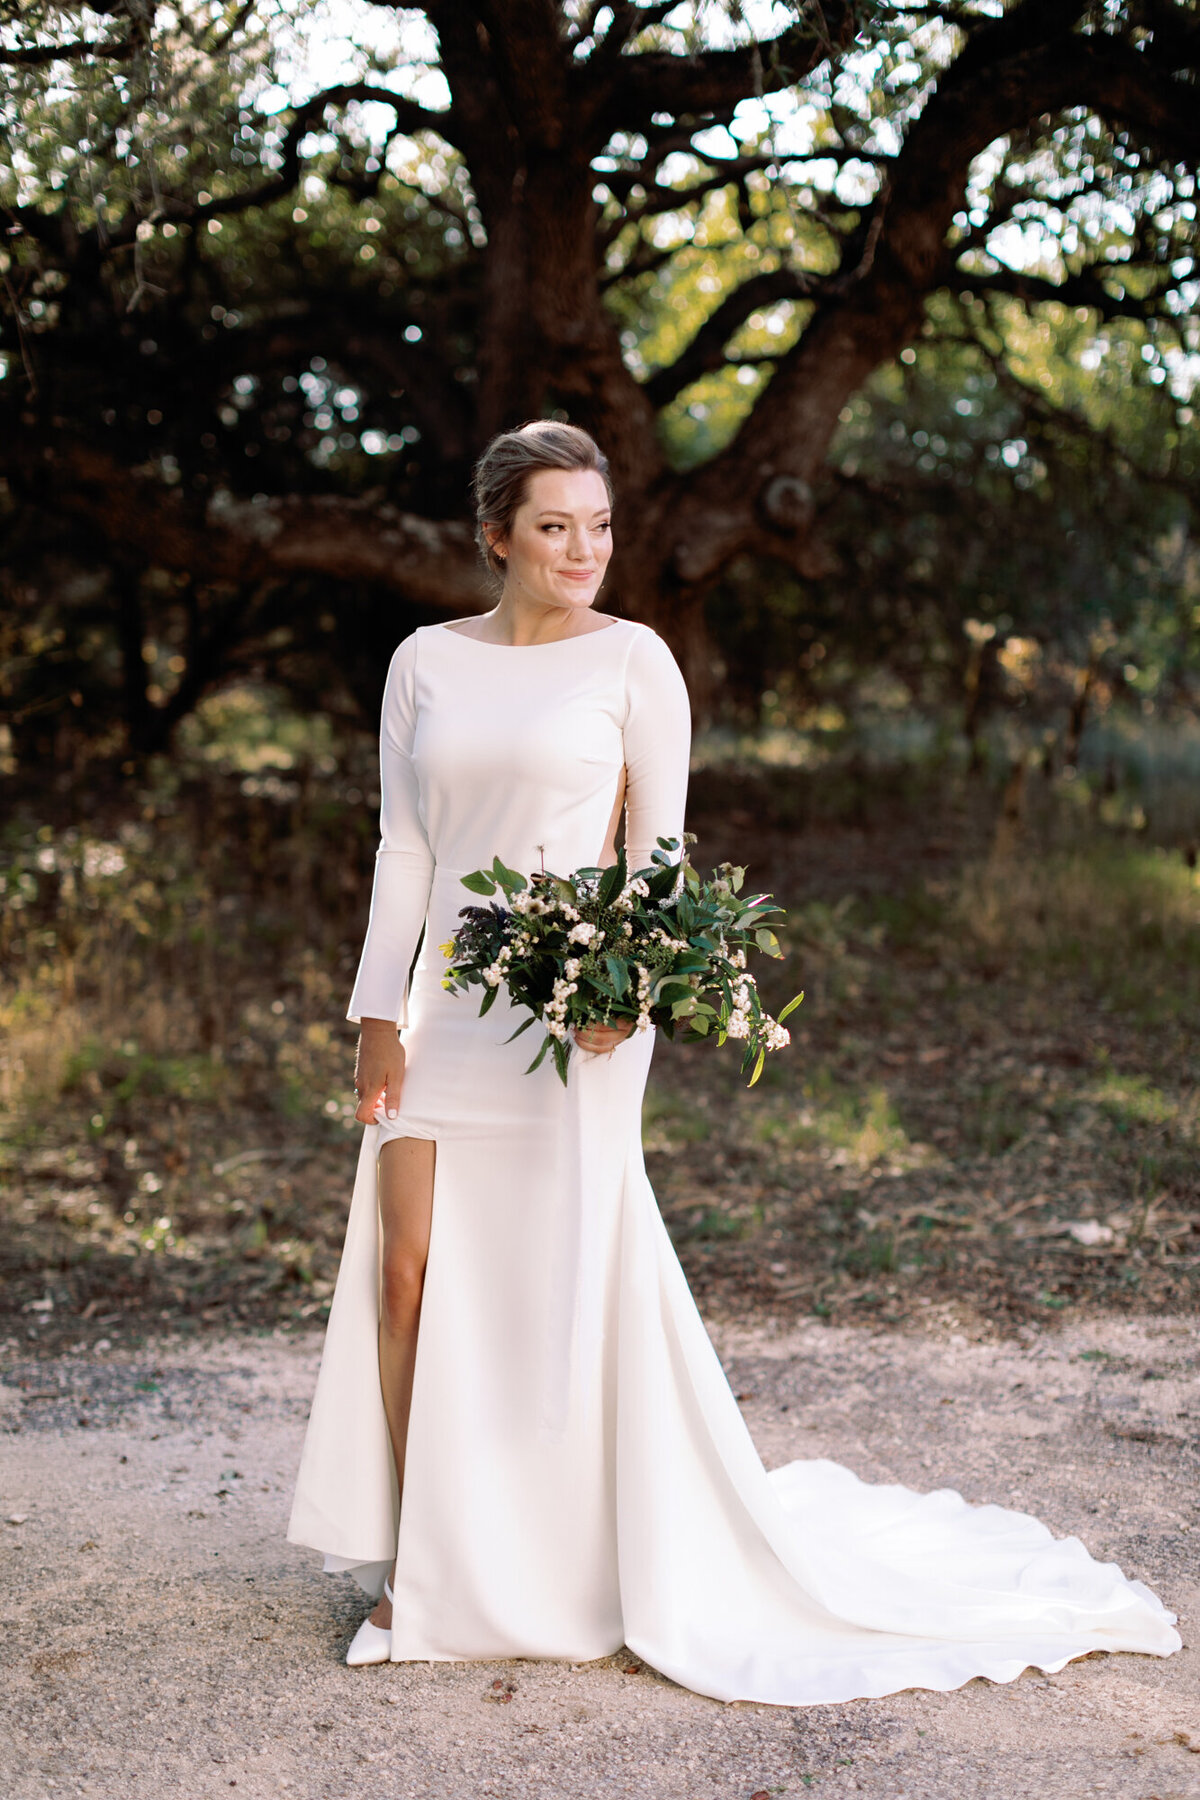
{"left": 1, "top": 0, "right": 1197, "bottom": 751}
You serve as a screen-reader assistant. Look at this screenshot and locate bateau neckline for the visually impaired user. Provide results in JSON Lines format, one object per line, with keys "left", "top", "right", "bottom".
{"left": 437, "top": 618, "right": 626, "bottom": 649}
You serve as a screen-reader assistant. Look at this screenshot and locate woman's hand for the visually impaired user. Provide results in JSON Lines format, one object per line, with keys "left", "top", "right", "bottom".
{"left": 573, "top": 1020, "right": 636, "bottom": 1057}
{"left": 354, "top": 1018, "right": 406, "bottom": 1124}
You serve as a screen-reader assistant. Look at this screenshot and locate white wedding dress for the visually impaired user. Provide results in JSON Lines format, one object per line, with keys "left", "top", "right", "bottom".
{"left": 287, "top": 616, "right": 1180, "bottom": 1704}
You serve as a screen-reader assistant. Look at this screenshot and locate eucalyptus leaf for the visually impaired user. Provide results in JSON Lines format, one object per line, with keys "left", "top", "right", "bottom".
{"left": 460, "top": 870, "right": 497, "bottom": 895}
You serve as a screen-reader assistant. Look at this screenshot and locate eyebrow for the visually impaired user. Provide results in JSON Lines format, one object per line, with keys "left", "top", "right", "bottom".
{"left": 534, "top": 508, "right": 611, "bottom": 520}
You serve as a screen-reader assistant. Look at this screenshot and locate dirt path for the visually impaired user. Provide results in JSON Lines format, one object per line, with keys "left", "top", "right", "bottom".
{"left": 2, "top": 1315, "right": 1198, "bottom": 1800}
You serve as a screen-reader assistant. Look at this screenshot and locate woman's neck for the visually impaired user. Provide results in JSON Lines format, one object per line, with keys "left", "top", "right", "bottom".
{"left": 482, "top": 588, "right": 597, "bottom": 646}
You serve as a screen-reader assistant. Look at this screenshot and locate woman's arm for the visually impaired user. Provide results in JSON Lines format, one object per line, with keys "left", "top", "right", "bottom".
{"left": 622, "top": 623, "right": 692, "bottom": 872}
{"left": 347, "top": 634, "right": 435, "bottom": 1122}
{"left": 575, "top": 624, "right": 692, "bottom": 1056}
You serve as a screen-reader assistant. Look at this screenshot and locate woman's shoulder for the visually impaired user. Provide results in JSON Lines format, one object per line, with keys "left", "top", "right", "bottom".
{"left": 620, "top": 617, "right": 683, "bottom": 668}
{"left": 386, "top": 622, "right": 446, "bottom": 668}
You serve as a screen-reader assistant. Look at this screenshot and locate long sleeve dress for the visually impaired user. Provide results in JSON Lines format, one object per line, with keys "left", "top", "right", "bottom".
{"left": 287, "top": 616, "right": 1180, "bottom": 1705}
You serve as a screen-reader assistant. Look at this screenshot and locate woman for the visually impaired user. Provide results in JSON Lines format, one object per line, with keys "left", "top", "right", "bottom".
{"left": 288, "top": 421, "right": 1179, "bottom": 1704}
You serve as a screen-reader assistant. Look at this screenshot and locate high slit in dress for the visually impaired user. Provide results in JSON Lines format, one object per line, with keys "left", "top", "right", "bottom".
{"left": 287, "top": 616, "right": 1180, "bottom": 1704}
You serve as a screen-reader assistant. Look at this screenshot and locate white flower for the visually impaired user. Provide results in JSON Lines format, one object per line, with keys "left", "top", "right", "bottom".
{"left": 567, "top": 922, "right": 598, "bottom": 945}
{"left": 564, "top": 958, "right": 582, "bottom": 980}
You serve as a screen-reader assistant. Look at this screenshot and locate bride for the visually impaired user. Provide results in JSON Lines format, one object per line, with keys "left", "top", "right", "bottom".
{"left": 287, "top": 420, "right": 1180, "bottom": 1704}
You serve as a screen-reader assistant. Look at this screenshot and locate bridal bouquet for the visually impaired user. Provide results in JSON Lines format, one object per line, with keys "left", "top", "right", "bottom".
{"left": 441, "top": 835, "right": 802, "bottom": 1086}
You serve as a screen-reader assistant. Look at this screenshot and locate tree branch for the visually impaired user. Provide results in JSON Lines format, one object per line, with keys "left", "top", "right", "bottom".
{"left": 648, "top": 0, "right": 1199, "bottom": 582}
{"left": 641, "top": 268, "right": 822, "bottom": 408}
{"left": 591, "top": 2, "right": 690, "bottom": 59}
{"left": 585, "top": 4, "right": 858, "bottom": 142}
{"left": 954, "top": 261, "right": 1175, "bottom": 323}
{"left": 968, "top": 325, "right": 1197, "bottom": 500}
{"left": 6, "top": 435, "right": 489, "bottom": 612}
{"left": 181, "top": 83, "right": 457, "bottom": 223}
{"left": 0, "top": 34, "right": 139, "bottom": 65}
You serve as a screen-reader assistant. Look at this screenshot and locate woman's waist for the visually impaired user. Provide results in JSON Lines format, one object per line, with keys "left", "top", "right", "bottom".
{"left": 427, "top": 849, "right": 610, "bottom": 894}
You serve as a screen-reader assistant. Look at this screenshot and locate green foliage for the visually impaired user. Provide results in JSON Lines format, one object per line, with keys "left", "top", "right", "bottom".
{"left": 444, "top": 837, "right": 800, "bottom": 1084}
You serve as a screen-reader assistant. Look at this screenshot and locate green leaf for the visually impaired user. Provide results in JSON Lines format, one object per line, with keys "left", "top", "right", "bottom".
{"left": 604, "top": 956, "right": 630, "bottom": 999}
{"left": 755, "top": 928, "right": 782, "bottom": 957}
{"left": 460, "top": 869, "right": 497, "bottom": 896}
{"left": 503, "top": 1015, "right": 536, "bottom": 1044}
{"left": 478, "top": 982, "right": 499, "bottom": 1016}
{"left": 597, "top": 846, "right": 627, "bottom": 908}
{"left": 777, "top": 991, "right": 805, "bottom": 1024}
{"left": 652, "top": 978, "right": 693, "bottom": 1006}
{"left": 525, "top": 1034, "right": 553, "bottom": 1074}
{"left": 491, "top": 855, "right": 526, "bottom": 895}
{"left": 747, "top": 1046, "right": 766, "bottom": 1088}
{"left": 552, "top": 1036, "right": 570, "bottom": 1086}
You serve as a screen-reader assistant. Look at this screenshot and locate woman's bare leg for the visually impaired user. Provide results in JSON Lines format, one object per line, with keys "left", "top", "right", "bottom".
{"left": 369, "top": 1134, "right": 436, "bottom": 1629}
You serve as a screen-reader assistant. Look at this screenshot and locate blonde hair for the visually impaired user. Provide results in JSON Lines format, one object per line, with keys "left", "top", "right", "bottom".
{"left": 471, "top": 421, "right": 613, "bottom": 580}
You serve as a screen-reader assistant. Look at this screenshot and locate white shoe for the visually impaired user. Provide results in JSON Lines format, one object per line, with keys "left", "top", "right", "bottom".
{"left": 346, "top": 1580, "right": 394, "bottom": 1667}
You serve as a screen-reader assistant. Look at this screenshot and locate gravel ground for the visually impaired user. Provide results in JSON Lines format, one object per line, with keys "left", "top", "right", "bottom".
{"left": 1, "top": 1314, "right": 1198, "bottom": 1800}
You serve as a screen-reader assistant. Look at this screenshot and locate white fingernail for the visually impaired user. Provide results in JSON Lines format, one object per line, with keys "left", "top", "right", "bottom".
{"left": 386, "top": 1108, "right": 398, "bottom": 1119}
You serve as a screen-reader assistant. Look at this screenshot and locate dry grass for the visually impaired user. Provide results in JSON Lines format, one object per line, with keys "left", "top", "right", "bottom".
{"left": 2, "top": 720, "right": 1198, "bottom": 1353}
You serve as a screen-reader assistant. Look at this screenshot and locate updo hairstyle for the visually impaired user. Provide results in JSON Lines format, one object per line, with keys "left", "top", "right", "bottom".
{"left": 471, "top": 421, "right": 613, "bottom": 582}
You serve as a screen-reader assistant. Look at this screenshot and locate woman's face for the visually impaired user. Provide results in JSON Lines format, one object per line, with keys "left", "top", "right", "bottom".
{"left": 489, "top": 467, "right": 613, "bottom": 614}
